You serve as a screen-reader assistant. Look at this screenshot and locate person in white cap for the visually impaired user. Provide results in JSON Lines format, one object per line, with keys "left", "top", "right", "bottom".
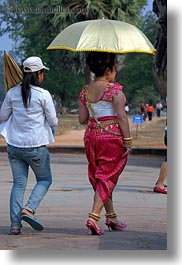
{"left": 23, "top": 56, "right": 50, "bottom": 73}
{"left": 0, "top": 56, "right": 58, "bottom": 235}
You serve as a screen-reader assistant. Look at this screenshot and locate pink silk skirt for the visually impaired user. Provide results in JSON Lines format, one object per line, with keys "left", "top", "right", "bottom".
{"left": 84, "top": 116, "right": 128, "bottom": 203}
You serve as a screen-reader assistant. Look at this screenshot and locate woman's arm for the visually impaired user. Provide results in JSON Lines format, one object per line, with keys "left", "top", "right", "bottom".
{"left": 78, "top": 87, "right": 89, "bottom": 124}
{"left": 0, "top": 92, "right": 12, "bottom": 122}
{"left": 113, "top": 91, "right": 131, "bottom": 138}
{"left": 79, "top": 104, "right": 89, "bottom": 124}
{"left": 43, "top": 90, "right": 58, "bottom": 127}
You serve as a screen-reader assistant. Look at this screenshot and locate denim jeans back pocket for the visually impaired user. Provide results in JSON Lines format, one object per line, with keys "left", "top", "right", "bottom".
{"left": 31, "top": 156, "right": 41, "bottom": 167}
{"left": 8, "top": 152, "right": 18, "bottom": 163}
{"left": 29, "top": 146, "right": 49, "bottom": 171}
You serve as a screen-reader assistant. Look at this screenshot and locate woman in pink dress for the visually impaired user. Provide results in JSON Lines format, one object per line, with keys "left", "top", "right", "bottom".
{"left": 79, "top": 52, "right": 132, "bottom": 235}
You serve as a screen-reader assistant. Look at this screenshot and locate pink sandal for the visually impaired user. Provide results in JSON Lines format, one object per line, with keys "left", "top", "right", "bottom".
{"left": 153, "top": 186, "right": 167, "bottom": 194}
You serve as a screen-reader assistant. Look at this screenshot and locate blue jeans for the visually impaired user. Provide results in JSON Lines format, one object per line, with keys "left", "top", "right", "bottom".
{"left": 7, "top": 144, "right": 52, "bottom": 230}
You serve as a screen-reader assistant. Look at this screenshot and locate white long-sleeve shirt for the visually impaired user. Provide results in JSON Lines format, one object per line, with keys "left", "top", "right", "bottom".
{"left": 0, "top": 84, "right": 58, "bottom": 147}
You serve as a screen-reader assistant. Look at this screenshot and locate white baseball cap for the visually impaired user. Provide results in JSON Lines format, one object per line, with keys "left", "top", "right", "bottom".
{"left": 23, "top": 56, "right": 49, "bottom": 73}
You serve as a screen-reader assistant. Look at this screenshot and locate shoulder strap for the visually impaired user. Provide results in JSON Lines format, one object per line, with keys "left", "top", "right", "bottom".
{"left": 85, "top": 87, "right": 99, "bottom": 124}
{"left": 85, "top": 87, "right": 121, "bottom": 136}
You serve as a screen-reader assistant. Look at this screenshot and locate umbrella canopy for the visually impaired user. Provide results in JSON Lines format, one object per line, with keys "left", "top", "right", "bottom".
{"left": 47, "top": 19, "right": 156, "bottom": 55}
{"left": 4, "top": 51, "right": 23, "bottom": 92}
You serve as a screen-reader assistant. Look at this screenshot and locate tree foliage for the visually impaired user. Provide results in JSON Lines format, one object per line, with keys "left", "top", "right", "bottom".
{"left": 0, "top": 0, "right": 159, "bottom": 109}
{"left": 0, "top": 51, "right": 5, "bottom": 103}
{"left": 152, "top": 0, "right": 167, "bottom": 102}
{"left": 118, "top": 11, "right": 159, "bottom": 106}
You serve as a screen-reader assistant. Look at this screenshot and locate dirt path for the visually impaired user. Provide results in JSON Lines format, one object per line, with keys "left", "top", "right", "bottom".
{"left": 50, "top": 130, "right": 85, "bottom": 147}
{"left": 0, "top": 115, "right": 166, "bottom": 148}
{"left": 49, "top": 116, "right": 166, "bottom": 148}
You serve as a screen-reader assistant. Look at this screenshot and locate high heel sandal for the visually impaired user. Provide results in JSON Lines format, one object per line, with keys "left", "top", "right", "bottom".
{"left": 86, "top": 213, "right": 104, "bottom": 235}
{"left": 105, "top": 213, "right": 127, "bottom": 231}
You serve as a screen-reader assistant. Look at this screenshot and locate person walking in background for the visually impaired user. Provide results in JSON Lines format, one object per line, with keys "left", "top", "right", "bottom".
{"left": 79, "top": 52, "right": 131, "bottom": 235}
{"left": 156, "top": 100, "right": 163, "bottom": 117}
{"left": 140, "top": 101, "right": 145, "bottom": 115}
{"left": 0, "top": 56, "right": 58, "bottom": 235}
{"left": 153, "top": 123, "right": 167, "bottom": 194}
{"left": 147, "top": 101, "right": 154, "bottom": 121}
{"left": 124, "top": 102, "right": 129, "bottom": 114}
{"left": 140, "top": 101, "right": 147, "bottom": 121}
{"left": 51, "top": 94, "right": 57, "bottom": 136}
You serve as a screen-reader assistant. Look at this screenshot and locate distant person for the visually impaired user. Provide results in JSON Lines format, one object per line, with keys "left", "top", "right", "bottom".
{"left": 140, "top": 102, "right": 147, "bottom": 121}
{"left": 147, "top": 102, "right": 154, "bottom": 121}
{"left": 140, "top": 102, "right": 144, "bottom": 115}
{"left": 51, "top": 94, "right": 57, "bottom": 136}
{"left": 153, "top": 123, "right": 167, "bottom": 194}
{"left": 79, "top": 52, "right": 131, "bottom": 235}
{"left": 125, "top": 103, "right": 129, "bottom": 114}
{"left": 52, "top": 94, "right": 57, "bottom": 112}
{"left": 156, "top": 100, "right": 163, "bottom": 117}
{"left": 0, "top": 56, "right": 58, "bottom": 235}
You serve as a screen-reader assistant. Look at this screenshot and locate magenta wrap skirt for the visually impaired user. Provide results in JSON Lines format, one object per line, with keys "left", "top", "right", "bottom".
{"left": 84, "top": 116, "right": 128, "bottom": 203}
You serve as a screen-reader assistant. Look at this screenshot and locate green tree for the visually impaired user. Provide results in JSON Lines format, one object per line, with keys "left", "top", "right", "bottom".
{"left": 0, "top": 51, "right": 5, "bottom": 103}
{"left": 152, "top": 0, "right": 167, "bottom": 101}
{"left": 117, "top": 11, "right": 158, "bottom": 106}
{"left": 46, "top": 0, "right": 147, "bottom": 27}
{"left": 0, "top": 0, "right": 86, "bottom": 107}
{"left": 0, "top": 0, "right": 151, "bottom": 108}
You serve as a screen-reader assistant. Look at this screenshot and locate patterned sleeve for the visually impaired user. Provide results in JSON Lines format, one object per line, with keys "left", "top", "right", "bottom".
{"left": 111, "top": 82, "right": 123, "bottom": 95}
{"left": 79, "top": 86, "right": 86, "bottom": 106}
{"left": 111, "top": 82, "right": 126, "bottom": 102}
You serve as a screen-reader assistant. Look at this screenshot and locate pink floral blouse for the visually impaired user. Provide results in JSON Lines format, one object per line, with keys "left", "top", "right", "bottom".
{"left": 79, "top": 82, "right": 125, "bottom": 106}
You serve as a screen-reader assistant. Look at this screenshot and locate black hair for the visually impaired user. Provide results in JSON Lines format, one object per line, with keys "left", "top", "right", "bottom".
{"left": 86, "top": 52, "right": 116, "bottom": 77}
{"left": 21, "top": 69, "right": 44, "bottom": 108}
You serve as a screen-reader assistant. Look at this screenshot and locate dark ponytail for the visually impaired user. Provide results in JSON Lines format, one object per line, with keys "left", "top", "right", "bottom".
{"left": 21, "top": 69, "right": 44, "bottom": 108}
{"left": 86, "top": 52, "right": 115, "bottom": 77}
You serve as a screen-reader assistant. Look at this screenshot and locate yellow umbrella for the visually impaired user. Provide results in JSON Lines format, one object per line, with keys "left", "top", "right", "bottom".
{"left": 4, "top": 51, "right": 23, "bottom": 92}
{"left": 47, "top": 19, "right": 156, "bottom": 55}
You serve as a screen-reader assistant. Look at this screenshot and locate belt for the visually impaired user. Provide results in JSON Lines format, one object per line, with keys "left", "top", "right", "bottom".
{"left": 88, "top": 119, "right": 122, "bottom": 136}
{"left": 88, "top": 119, "right": 119, "bottom": 128}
